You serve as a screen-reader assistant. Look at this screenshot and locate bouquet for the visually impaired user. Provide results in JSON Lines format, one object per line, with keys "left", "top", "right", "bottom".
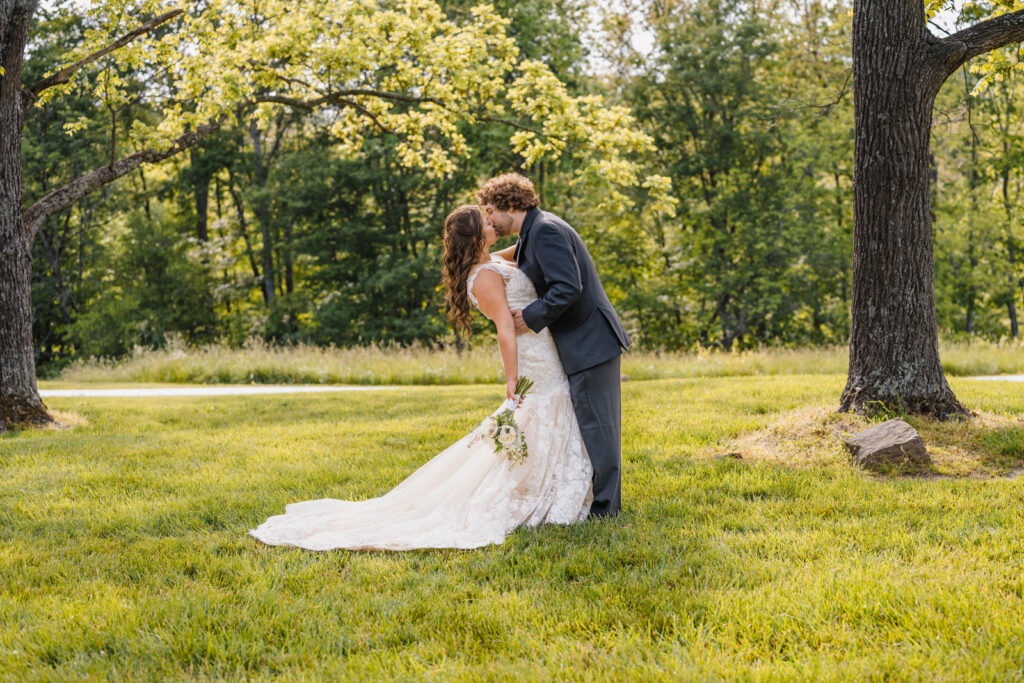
{"left": 479, "top": 377, "right": 534, "bottom": 465}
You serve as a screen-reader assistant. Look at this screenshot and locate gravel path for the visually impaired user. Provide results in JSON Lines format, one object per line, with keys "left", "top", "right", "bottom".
{"left": 968, "top": 375, "right": 1024, "bottom": 383}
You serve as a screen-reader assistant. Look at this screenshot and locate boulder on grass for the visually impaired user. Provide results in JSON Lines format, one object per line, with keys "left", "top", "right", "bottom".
{"left": 843, "top": 418, "right": 930, "bottom": 469}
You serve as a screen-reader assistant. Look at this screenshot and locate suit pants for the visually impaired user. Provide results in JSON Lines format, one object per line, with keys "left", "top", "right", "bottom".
{"left": 567, "top": 355, "right": 622, "bottom": 517}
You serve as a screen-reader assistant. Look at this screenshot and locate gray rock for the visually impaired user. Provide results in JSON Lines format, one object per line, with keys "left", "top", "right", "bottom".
{"left": 620, "top": 374, "right": 631, "bottom": 382}
{"left": 844, "top": 418, "right": 931, "bottom": 468}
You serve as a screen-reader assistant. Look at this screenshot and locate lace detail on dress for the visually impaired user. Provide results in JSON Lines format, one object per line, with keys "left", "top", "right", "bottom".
{"left": 248, "top": 254, "right": 593, "bottom": 551}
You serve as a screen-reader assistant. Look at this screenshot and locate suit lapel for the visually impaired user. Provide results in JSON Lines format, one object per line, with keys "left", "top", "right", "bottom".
{"left": 514, "top": 208, "right": 541, "bottom": 265}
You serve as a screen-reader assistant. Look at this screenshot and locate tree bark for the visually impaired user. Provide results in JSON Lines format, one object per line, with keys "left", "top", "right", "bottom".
{"left": 1, "top": 0, "right": 52, "bottom": 430}
{"left": 841, "top": 3, "right": 1024, "bottom": 417}
{"left": 840, "top": 0, "right": 968, "bottom": 418}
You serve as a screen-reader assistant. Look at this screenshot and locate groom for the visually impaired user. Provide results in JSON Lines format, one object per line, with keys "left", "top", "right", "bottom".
{"left": 477, "top": 173, "right": 630, "bottom": 518}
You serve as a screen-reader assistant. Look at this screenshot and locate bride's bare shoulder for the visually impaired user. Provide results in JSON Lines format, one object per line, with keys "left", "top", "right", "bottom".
{"left": 468, "top": 262, "right": 507, "bottom": 293}
{"left": 469, "top": 266, "right": 509, "bottom": 318}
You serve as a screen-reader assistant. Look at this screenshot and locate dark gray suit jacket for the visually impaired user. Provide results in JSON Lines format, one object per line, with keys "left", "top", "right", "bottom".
{"left": 514, "top": 208, "right": 630, "bottom": 376}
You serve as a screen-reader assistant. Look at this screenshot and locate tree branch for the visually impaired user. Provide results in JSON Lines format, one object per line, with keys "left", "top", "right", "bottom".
{"left": 25, "top": 9, "right": 183, "bottom": 102}
{"left": 477, "top": 114, "right": 552, "bottom": 140}
{"left": 249, "top": 93, "right": 390, "bottom": 133}
{"left": 933, "top": 9, "right": 1024, "bottom": 76}
{"left": 21, "top": 85, "right": 557, "bottom": 237}
{"left": 21, "top": 86, "right": 430, "bottom": 237}
{"left": 22, "top": 115, "right": 226, "bottom": 237}
{"left": 330, "top": 97, "right": 394, "bottom": 133}
{"left": 331, "top": 88, "right": 445, "bottom": 106}
{"left": 254, "top": 88, "right": 445, "bottom": 108}
{"left": 19, "top": 88, "right": 396, "bottom": 236}
{"left": 252, "top": 93, "right": 320, "bottom": 110}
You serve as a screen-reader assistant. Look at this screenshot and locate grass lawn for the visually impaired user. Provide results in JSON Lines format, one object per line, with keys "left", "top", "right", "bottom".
{"left": 2, "top": 376, "right": 1024, "bottom": 679}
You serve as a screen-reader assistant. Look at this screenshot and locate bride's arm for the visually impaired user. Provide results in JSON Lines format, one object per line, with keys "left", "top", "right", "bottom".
{"left": 472, "top": 270, "right": 519, "bottom": 400}
{"left": 490, "top": 243, "right": 517, "bottom": 261}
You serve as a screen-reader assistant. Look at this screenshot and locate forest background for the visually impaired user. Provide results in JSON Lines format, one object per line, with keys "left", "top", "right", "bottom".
{"left": 25, "top": 0, "right": 1024, "bottom": 373}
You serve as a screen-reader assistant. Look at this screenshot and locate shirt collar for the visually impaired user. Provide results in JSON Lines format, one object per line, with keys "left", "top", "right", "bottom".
{"left": 519, "top": 207, "right": 540, "bottom": 241}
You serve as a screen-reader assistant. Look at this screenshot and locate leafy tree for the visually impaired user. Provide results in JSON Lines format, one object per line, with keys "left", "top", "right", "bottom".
{"left": 932, "top": 48, "right": 1024, "bottom": 340}
{"left": 588, "top": 0, "right": 853, "bottom": 350}
{"left": 0, "top": 0, "right": 669, "bottom": 431}
{"left": 20, "top": 2, "right": 149, "bottom": 371}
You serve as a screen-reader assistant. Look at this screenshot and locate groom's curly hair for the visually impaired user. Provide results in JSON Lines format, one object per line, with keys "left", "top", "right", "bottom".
{"left": 475, "top": 173, "right": 540, "bottom": 211}
{"left": 442, "top": 205, "right": 487, "bottom": 336}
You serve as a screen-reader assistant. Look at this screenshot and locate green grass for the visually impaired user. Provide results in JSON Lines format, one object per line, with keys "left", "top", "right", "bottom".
{"left": 3, "top": 376, "right": 1024, "bottom": 678}
{"left": 54, "top": 338, "right": 1024, "bottom": 386}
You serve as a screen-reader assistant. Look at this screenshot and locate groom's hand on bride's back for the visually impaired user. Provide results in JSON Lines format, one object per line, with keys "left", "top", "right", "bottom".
{"left": 511, "top": 309, "right": 530, "bottom": 335}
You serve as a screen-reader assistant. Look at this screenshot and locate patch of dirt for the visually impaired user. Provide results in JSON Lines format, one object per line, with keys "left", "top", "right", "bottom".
{"left": 45, "top": 410, "right": 89, "bottom": 430}
{"left": 712, "top": 407, "right": 1024, "bottom": 479}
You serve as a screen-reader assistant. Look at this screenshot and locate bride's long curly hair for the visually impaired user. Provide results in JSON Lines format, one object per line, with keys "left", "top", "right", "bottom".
{"left": 442, "top": 205, "right": 486, "bottom": 336}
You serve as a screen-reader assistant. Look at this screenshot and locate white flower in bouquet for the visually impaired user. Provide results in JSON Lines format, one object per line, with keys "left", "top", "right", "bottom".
{"left": 497, "top": 425, "right": 517, "bottom": 448}
{"left": 482, "top": 416, "right": 499, "bottom": 439}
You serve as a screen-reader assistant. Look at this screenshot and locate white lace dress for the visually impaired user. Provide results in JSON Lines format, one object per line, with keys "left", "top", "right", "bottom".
{"left": 248, "top": 257, "right": 593, "bottom": 551}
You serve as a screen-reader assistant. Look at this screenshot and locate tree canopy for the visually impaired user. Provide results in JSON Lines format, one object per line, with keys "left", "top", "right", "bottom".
{"left": 10, "top": 0, "right": 1024, "bottom": 373}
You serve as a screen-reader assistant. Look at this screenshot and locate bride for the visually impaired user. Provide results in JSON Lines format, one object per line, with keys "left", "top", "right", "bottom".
{"left": 249, "top": 205, "right": 593, "bottom": 551}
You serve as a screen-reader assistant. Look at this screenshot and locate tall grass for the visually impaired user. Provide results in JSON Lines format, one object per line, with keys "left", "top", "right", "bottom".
{"left": 55, "top": 337, "right": 1024, "bottom": 385}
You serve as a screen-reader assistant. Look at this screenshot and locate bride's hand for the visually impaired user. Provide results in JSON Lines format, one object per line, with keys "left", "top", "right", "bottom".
{"left": 506, "top": 380, "right": 525, "bottom": 406}
{"left": 506, "top": 378, "right": 519, "bottom": 401}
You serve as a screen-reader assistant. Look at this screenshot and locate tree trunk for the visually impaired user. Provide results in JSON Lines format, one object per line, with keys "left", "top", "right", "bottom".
{"left": 1, "top": 0, "right": 53, "bottom": 431}
{"left": 226, "top": 169, "right": 262, "bottom": 287}
{"left": 190, "top": 148, "right": 209, "bottom": 242}
{"left": 282, "top": 208, "right": 293, "bottom": 295}
{"left": 1009, "top": 242, "right": 1019, "bottom": 339}
{"left": 965, "top": 220, "right": 976, "bottom": 335}
{"left": 248, "top": 120, "right": 276, "bottom": 305}
{"left": 1003, "top": 149, "right": 1019, "bottom": 339}
{"left": 840, "top": 0, "right": 968, "bottom": 419}
{"left": 965, "top": 100, "right": 980, "bottom": 337}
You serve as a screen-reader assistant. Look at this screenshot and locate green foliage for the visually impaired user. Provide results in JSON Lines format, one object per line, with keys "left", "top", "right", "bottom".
{"left": 933, "top": 45, "right": 1024, "bottom": 339}
{"left": 67, "top": 207, "right": 219, "bottom": 358}
{"left": 37, "top": 0, "right": 668, "bottom": 209}
{"left": 863, "top": 394, "right": 911, "bottom": 421}
{"left": 23, "top": 0, "right": 1024, "bottom": 367}
{"left": 24, "top": 2, "right": 154, "bottom": 368}
{"left": 589, "top": 0, "right": 853, "bottom": 350}
{"left": 966, "top": 0, "right": 1024, "bottom": 92}
{"left": 290, "top": 137, "right": 451, "bottom": 346}
{"left": 3, "top": 377, "right": 1024, "bottom": 677}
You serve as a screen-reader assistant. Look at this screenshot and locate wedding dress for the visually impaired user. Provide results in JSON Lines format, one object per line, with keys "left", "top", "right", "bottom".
{"left": 249, "top": 256, "right": 593, "bottom": 551}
